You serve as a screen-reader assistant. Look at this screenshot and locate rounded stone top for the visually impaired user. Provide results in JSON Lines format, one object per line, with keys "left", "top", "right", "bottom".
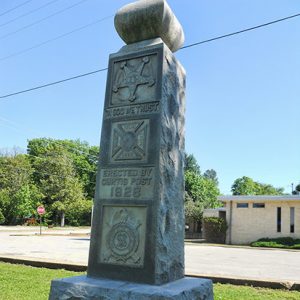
{"left": 114, "top": 0, "right": 184, "bottom": 52}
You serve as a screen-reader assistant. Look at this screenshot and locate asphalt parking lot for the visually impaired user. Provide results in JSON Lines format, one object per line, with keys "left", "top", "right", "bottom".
{"left": 0, "top": 226, "right": 299, "bottom": 287}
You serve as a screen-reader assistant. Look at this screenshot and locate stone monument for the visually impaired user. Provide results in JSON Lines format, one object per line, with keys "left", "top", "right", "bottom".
{"left": 49, "top": 0, "right": 213, "bottom": 299}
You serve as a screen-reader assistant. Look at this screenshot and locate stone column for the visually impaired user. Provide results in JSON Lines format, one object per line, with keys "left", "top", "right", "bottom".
{"left": 49, "top": 0, "right": 213, "bottom": 298}
{"left": 87, "top": 41, "right": 186, "bottom": 287}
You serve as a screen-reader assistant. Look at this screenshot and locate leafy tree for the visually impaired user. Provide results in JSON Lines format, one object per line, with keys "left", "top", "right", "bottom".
{"left": 0, "top": 154, "right": 32, "bottom": 193}
{"left": 231, "top": 176, "right": 258, "bottom": 195}
{"left": 184, "top": 153, "right": 220, "bottom": 225}
{"left": 0, "top": 140, "right": 97, "bottom": 226}
{"left": 231, "top": 176, "right": 284, "bottom": 195}
{"left": 27, "top": 138, "right": 99, "bottom": 199}
{"left": 65, "top": 199, "right": 93, "bottom": 226}
{"left": 13, "top": 184, "right": 42, "bottom": 221}
{"left": 32, "top": 149, "right": 86, "bottom": 226}
{"left": 292, "top": 184, "right": 300, "bottom": 195}
{"left": 203, "top": 169, "right": 219, "bottom": 185}
{"left": 184, "top": 153, "right": 200, "bottom": 175}
{"left": 257, "top": 183, "right": 284, "bottom": 195}
{"left": 185, "top": 171, "right": 220, "bottom": 209}
{"left": 184, "top": 192, "right": 203, "bottom": 222}
{"left": 0, "top": 154, "right": 41, "bottom": 224}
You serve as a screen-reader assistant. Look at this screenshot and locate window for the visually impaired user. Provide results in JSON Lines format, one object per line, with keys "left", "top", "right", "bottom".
{"left": 277, "top": 207, "right": 281, "bottom": 232}
{"left": 237, "top": 203, "right": 248, "bottom": 208}
{"left": 290, "top": 207, "right": 295, "bottom": 233}
{"left": 253, "top": 203, "right": 265, "bottom": 208}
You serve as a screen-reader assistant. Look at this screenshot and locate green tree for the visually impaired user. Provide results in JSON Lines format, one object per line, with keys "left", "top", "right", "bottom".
{"left": 33, "top": 149, "right": 87, "bottom": 226}
{"left": 184, "top": 153, "right": 220, "bottom": 224}
{"left": 0, "top": 154, "right": 41, "bottom": 224}
{"left": 185, "top": 170, "right": 220, "bottom": 210}
{"left": 184, "top": 192, "right": 203, "bottom": 223}
{"left": 184, "top": 153, "right": 200, "bottom": 175}
{"left": 27, "top": 138, "right": 99, "bottom": 199}
{"left": 203, "top": 169, "right": 219, "bottom": 185}
{"left": 65, "top": 199, "right": 93, "bottom": 226}
{"left": 257, "top": 183, "right": 284, "bottom": 195}
{"left": 292, "top": 184, "right": 300, "bottom": 195}
{"left": 231, "top": 176, "right": 284, "bottom": 195}
{"left": 231, "top": 176, "right": 258, "bottom": 195}
{"left": 0, "top": 154, "right": 32, "bottom": 193}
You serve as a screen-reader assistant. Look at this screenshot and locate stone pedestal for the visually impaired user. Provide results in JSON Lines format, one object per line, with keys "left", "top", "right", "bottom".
{"left": 49, "top": 275, "right": 213, "bottom": 300}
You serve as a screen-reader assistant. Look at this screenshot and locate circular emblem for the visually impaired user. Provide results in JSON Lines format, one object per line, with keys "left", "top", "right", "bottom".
{"left": 107, "top": 222, "right": 139, "bottom": 261}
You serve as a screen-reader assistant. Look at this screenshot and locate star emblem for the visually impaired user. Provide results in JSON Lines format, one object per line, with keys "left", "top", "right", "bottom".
{"left": 112, "top": 56, "right": 155, "bottom": 102}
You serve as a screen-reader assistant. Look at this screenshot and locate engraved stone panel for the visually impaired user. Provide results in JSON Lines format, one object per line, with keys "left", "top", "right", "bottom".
{"left": 104, "top": 102, "right": 160, "bottom": 120}
{"left": 110, "top": 119, "right": 149, "bottom": 163}
{"left": 99, "top": 206, "right": 147, "bottom": 268}
{"left": 111, "top": 54, "right": 157, "bottom": 105}
{"left": 99, "top": 167, "right": 154, "bottom": 199}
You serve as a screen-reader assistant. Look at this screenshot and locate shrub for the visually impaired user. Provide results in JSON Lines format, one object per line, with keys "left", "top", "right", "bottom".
{"left": 65, "top": 199, "right": 93, "bottom": 226}
{"left": 251, "top": 237, "right": 300, "bottom": 249}
{"left": 203, "top": 217, "right": 227, "bottom": 243}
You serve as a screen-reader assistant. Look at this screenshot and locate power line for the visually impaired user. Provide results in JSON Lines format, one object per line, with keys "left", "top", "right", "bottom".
{"left": 0, "top": 0, "right": 90, "bottom": 40}
{"left": 0, "top": 11, "right": 299, "bottom": 99}
{"left": 180, "top": 12, "right": 300, "bottom": 50}
{"left": 0, "top": 14, "right": 113, "bottom": 62}
{"left": 0, "top": 0, "right": 60, "bottom": 29}
{"left": 0, "top": 0, "right": 33, "bottom": 18}
{"left": 0, "top": 68, "right": 107, "bottom": 99}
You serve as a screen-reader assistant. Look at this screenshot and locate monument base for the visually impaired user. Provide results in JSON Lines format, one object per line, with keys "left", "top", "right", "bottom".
{"left": 48, "top": 275, "right": 213, "bottom": 300}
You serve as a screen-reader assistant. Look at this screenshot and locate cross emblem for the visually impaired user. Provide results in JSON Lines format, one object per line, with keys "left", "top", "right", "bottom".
{"left": 112, "top": 56, "right": 155, "bottom": 102}
{"left": 111, "top": 120, "right": 148, "bottom": 162}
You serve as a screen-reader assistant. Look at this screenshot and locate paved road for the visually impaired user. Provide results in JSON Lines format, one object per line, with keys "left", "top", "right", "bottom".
{"left": 0, "top": 226, "right": 299, "bottom": 284}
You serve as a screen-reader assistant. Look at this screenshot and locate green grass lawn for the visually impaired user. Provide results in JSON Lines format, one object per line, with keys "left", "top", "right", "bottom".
{"left": 0, "top": 262, "right": 299, "bottom": 300}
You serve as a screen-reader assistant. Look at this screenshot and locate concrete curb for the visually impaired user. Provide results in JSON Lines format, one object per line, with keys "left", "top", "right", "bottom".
{"left": 0, "top": 256, "right": 299, "bottom": 291}
{"left": 0, "top": 256, "right": 87, "bottom": 272}
{"left": 187, "top": 273, "right": 299, "bottom": 291}
{"left": 191, "top": 243, "right": 300, "bottom": 253}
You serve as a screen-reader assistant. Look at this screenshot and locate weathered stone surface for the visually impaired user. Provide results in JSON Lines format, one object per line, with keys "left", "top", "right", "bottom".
{"left": 87, "top": 39, "right": 186, "bottom": 285}
{"left": 114, "top": 0, "right": 184, "bottom": 52}
{"left": 49, "top": 1, "right": 214, "bottom": 297}
{"left": 49, "top": 275, "right": 213, "bottom": 300}
{"left": 155, "top": 40, "right": 186, "bottom": 284}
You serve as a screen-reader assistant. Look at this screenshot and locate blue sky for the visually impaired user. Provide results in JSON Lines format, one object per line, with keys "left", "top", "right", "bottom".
{"left": 0, "top": 0, "right": 299, "bottom": 194}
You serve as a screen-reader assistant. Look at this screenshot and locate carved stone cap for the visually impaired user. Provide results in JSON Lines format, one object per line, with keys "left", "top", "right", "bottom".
{"left": 114, "top": 0, "right": 184, "bottom": 52}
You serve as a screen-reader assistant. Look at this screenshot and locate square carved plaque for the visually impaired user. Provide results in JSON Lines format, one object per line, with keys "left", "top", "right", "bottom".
{"left": 110, "top": 119, "right": 149, "bottom": 163}
{"left": 98, "top": 205, "right": 147, "bottom": 268}
{"left": 110, "top": 54, "right": 157, "bottom": 105}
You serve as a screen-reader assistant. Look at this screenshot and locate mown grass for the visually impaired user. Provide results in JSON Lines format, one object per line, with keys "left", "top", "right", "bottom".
{"left": 0, "top": 262, "right": 299, "bottom": 300}
{"left": 214, "top": 283, "right": 300, "bottom": 300}
{"left": 0, "top": 262, "right": 79, "bottom": 300}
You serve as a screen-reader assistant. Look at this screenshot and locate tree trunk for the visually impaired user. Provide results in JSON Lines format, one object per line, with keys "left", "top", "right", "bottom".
{"left": 60, "top": 211, "right": 65, "bottom": 227}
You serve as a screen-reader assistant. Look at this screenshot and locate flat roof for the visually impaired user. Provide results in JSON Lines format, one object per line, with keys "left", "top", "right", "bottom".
{"left": 218, "top": 195, "right": 300, "bottom": 202}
